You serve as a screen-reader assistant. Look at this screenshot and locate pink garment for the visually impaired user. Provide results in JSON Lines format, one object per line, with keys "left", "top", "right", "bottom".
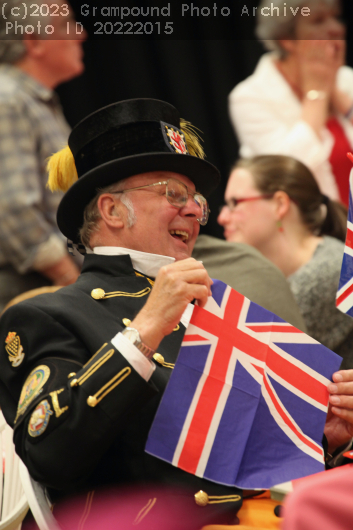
{"left": 282, "top": 465, "right": 353, "bottom": 530}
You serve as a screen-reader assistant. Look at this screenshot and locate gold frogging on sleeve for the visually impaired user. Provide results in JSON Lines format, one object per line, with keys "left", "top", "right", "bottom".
{"left": 76, "top": 349, "right": 115, "bottom": 386}
{"left": 152, "top": 353, "right": 174, "bottom": 369}
{"left": 91, "top": 287, "right": 151, "bottom": 300}
{"left": 87, "top": 367, "right": 131, "bottom": 407}
{"left": 194, "top": 490, "right": 241, "bottom": 507}
{"left": 83, "top": 343, "right": 108, "bottom": 369}
{"left": 50, "top": 388, "right": 68, "bottom": 418}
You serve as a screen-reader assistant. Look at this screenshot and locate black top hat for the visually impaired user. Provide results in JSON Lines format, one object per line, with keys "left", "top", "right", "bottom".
{"left": 57, "top": 98, "right": 220, "bottom": 243}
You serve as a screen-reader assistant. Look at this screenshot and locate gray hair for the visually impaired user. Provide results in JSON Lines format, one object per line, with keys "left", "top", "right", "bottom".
{"left": 256, "top": 0, "right": 338, "bottom": 57}
{"left": 79, "top": 180, "right": 136, "bottom": 249}
{"left": 0, "top": 0, "right": 57, "bottom": 63}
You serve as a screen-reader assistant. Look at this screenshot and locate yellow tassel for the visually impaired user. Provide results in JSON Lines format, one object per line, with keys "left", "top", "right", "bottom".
{"left": 46, "top": 145, "right": 78, "bottom": 192}
{"left": 180, "top": 119, "right": 205, "bottom": 159}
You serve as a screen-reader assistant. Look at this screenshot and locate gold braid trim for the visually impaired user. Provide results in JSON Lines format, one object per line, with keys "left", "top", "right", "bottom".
{"left": 83, "top": 343, "right": 108, "bottom": 369}
{"left": 207, "top": 494, "right": 242, "bottom": 504}
{"left": 103, "top": 287, "right": 151, "bottom": 299}
{"left": 49, "top": 389, "right": 68, "bottom": 418}
{"left": 72, "top": 349, "right": 115, "bottom": 387}
{"left": 87, "top": 367, "right": 131, "bottom": 407}
{"left": 134, "top": 271, "right": 155, "bottom": 286}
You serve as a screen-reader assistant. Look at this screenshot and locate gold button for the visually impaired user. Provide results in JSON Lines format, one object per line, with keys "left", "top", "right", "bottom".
{"left": 70, "top": 378, "right": 79, "bottom": 387}
{"left": 173, "top": 324, "right": 180, "bottom": 331}
{"left": 87, "top": 396, "right": 97, "bottom": 407}
{"left": 123, "top": 318, "right": 131, "bottom": 327}
{"left": 67, "top": 372, "right": 76, "bottom": 379}
{"left": 153, "top": 353, "right": 164, "bottom": 365}
{"left": 91, "top": 288, "right": 105, "bottom": 300}
{"left": 194, "top": 490, "right": 209, "bottom": 507}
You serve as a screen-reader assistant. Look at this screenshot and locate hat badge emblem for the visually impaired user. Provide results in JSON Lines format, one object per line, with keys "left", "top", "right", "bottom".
{"left": 165, "top": 125, "right": 188, "bottom": 155}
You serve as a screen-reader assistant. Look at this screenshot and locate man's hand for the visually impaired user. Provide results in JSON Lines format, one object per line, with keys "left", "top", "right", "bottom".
{"left": 324, "top": 370, "right": 353, "bottom": 453}
{"left": 41, "top": 255, "right": 80, "bottom": 286}
{"left": 130, "top": 258, "right": 212, "bottom": 352}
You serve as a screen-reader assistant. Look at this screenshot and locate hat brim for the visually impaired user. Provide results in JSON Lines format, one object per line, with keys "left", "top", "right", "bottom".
{"left": 57, "top": 152, "right": 221, "bottom": 243}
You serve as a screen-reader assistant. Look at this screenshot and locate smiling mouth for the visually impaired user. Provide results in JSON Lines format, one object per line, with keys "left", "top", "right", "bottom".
{"left": 169, "top": 230, "right": 189, "bottom": 243}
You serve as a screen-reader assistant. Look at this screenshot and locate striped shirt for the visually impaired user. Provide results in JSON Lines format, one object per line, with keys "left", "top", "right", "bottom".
{"left": 0, "top": 64, "right": 70, "bottom": 273}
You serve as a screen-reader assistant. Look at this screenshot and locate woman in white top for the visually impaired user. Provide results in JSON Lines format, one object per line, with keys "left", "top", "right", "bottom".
{"left": 229, "top": 0, "right": 353, "bottom": 204}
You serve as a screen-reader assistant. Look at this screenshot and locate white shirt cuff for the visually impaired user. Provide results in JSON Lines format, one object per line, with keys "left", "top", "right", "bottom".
{"left": 111, "top": 332, "right": 155, "bottom": 381}
{"left": 111, "top": 303, "right": 194, "bottom": 382}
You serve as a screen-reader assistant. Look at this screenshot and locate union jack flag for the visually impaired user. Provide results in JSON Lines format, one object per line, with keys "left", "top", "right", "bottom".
{"left": 336, "top": 158, "right": 353, "bottom": 316}
{"left": 146, "top": 280, "right": 341, "bottom": 489}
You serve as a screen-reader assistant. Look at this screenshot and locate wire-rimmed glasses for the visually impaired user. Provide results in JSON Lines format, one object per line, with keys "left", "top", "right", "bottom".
{"left": 116, "top": 178, "right": 209, "bottom": 226}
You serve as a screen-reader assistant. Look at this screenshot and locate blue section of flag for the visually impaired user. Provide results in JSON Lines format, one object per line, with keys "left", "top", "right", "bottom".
{"left": 178, "top": 343, "right": 211, "bottom": 373}
{"left": 232, "top": 357, "right": 262, "bottom": 398}
{"left": 210, "top": 279, "right": 228, "bottom": 307}
{"left": 338, "top": 252, "right": 353, "bottom": 291}
{"left": 348, "top": 187, "right": 353, "bottom": 224}
{"left": 246, "top": 302, "right": 285, "bottom": 324}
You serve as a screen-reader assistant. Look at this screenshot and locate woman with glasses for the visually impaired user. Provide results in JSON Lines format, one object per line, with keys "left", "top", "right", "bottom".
{"left": 229, "top": 0, "right": 353, "bottom": 206}
{"left": 218, "top": 154, "right": 353, "bottom": 368}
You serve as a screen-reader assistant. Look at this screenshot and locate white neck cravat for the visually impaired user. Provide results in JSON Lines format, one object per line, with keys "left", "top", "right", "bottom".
{"left": 92, "top": 246, "right": 175, "bottom": 278}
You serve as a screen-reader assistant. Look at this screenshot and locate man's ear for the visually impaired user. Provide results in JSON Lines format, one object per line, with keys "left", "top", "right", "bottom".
{"left": 278, "top": 39, "right": 296, "bottom": 55}
{"left": 273, "top": 190, "right": 291, "bottom": 220}
{"left": 98, "top": 194, "right": 124, "bottom": 229}
{"left": 22, "top": 35, "right": 45, "bottom": 58}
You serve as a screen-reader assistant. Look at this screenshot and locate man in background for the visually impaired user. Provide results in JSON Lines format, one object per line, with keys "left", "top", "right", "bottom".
{"left": 0, "top": 0, "right": 86, "bottom": 311}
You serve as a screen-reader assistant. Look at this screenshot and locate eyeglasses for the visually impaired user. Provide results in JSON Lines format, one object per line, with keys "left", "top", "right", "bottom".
{"left": 115, "top": 178, "right": 209, "bottom": 226}
{"left": 219, "top": 194, "right": 274, "bottom": 213}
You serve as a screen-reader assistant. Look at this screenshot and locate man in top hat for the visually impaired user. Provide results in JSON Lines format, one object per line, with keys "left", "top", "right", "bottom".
{"left": 0, "top": 98, "right": 353, "bottom": 529}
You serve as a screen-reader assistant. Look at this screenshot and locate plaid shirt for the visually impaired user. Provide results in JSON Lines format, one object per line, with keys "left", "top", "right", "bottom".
{"left": 0, "top": 65, "right": 70, "bottom": 273}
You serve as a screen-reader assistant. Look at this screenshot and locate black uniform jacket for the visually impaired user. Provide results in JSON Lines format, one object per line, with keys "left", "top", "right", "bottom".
{"left": 0, "top": 254, "right": 242, "bottom": 523}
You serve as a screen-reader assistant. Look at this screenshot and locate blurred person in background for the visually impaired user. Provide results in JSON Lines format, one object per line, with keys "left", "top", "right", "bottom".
{"left": 218, "top": 155, "right": 353, "bottom": 369}
{"left": 282, "top": 463, "right": 353, "bottom": 530}
{"left": 229, "top": 0, "right": 353, "bottom": 205}
{"left": 0, "top": 0, "right": 86, "bottom": 312}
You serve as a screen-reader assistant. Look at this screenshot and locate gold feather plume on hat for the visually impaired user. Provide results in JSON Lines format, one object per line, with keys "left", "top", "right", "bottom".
{"left": 47, "top": 120, "right": 205, "bottom": 193}
{"left": 180, "top": 119, "right": 205, "bottom": 159}
{"left": 47, "top": 145, "right": 78, "bottom": 192}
